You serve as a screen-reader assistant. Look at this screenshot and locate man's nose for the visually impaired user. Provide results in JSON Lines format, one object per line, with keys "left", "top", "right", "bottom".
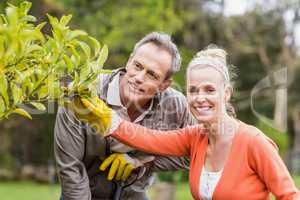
{"left": 134, "top": 70, "right": 146, "bottom": 84}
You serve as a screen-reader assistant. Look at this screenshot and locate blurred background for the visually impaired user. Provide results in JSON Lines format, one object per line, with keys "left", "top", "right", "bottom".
{"left": 0, "top": 0, "right": 300, "bottom": 199}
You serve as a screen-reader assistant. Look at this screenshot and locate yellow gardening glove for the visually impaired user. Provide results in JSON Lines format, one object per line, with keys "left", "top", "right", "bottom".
{"left": 70, "top": 96, "right": 112, "bottom": 134}
{"left": 99, "top": 153, "right": 143, "bottom": 181}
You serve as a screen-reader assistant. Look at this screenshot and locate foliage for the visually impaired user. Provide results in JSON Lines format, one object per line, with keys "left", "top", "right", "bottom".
{"left": 256, "top": 120, "right": 289, "bottom": 156}
{"left": 48, "top": 0, "right": 184, "bottom": 69}
{"left": 0, "top": 1, "right": 110, "bottom": 120}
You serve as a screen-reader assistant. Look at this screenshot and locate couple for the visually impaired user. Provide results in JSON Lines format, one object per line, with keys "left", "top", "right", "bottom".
{"left": 55, "top": 32, "right": 300, "bottom": 200}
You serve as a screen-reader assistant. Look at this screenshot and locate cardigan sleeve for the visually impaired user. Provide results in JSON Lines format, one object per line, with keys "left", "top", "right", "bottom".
{"left": 248, "top": 133, "right": 300, "bottom": 200}
{"left": 110, "top": 121, "right": 200, "bottom": 157}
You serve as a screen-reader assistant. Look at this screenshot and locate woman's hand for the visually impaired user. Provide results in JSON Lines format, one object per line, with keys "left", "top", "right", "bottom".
{"left": 70, "top": 96, "right": 112, "bottom": 134}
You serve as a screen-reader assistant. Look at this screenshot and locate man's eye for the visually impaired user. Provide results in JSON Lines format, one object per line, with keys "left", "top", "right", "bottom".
{"left": 134, "top": 63, "right": 142, "bottom": 70}
{"left": 148, "top": 72, "right": 158, "bottom": 80}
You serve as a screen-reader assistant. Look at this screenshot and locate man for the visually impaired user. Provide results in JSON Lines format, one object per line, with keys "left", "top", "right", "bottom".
{"left": 54, "top": 32, "right": 194, "bottom": 200}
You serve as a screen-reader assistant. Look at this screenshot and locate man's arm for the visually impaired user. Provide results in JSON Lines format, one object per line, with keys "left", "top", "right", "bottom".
{"left": 54, "top": 107, "right": 92, "bottom": 200}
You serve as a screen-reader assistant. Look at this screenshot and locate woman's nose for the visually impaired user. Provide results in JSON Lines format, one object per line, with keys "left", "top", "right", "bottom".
{"left": 194, "top": 94, "right": 207, "bottom": 103}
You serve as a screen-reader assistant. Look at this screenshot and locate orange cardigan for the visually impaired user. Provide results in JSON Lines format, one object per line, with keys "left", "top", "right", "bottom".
{"left": 111, "top": 121, "right": 300, "bottom": 200}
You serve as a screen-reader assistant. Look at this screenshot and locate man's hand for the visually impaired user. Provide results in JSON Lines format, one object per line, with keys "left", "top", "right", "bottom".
{"left": 69, "top": 96, "right": 112, "bottom": 134}
{"left": 99, "top": 153, "right": 143, "bottom": 181}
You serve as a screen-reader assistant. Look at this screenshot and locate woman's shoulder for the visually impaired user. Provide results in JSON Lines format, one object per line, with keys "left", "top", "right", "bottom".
{"left": 237, "top": 121, "right": 278, "bottom": 150}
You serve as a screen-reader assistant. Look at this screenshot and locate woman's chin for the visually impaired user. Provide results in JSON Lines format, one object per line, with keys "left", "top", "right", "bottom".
{"left": 195, "top": 115, "right": 216, "bottom": 124}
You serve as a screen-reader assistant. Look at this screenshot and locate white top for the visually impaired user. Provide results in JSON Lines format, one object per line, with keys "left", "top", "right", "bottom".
{"left": 199, "top": 166, "right": 223, "bottom": 200}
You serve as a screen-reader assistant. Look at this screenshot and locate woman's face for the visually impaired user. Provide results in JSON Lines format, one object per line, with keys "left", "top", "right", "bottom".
{"left": 187, "top": 66, "right": 230, "bottom": 124}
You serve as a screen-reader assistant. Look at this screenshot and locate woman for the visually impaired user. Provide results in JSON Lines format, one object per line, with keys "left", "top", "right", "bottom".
{"left": 76, "top": 46, "right": 300, "bottom": 200}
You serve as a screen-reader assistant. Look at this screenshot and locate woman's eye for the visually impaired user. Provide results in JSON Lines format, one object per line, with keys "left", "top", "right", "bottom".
{"left": 188, "top": 87, "right": 197, "bottom": 94}
{"left": 207, "top": 88, "right": 216, "bottom": 93}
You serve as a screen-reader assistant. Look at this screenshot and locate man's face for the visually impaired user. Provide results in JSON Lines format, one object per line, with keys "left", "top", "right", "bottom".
{"left": 120, "top": 42, "right": 172, "bottom": 107}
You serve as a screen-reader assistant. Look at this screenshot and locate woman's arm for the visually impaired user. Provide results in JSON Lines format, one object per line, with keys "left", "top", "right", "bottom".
{"left": 248, "top": 133, "right": 300, "bottom": 199}
{"left": 110, "top": 121, "right": 201, "bottom": 157}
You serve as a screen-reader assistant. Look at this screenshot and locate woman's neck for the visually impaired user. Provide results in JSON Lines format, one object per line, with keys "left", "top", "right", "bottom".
{"left": 206, "top": 114, "right": 238, "bottom": 147}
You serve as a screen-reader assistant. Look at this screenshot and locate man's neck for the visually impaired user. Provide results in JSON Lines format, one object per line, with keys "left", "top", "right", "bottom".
{"left": 126, "top": 100, "right": 151, "bottom": 121}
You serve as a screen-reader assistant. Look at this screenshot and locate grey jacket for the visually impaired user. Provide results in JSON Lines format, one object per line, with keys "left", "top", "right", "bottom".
{"left": 54, "top": 68, "right": 194, "bottom": 200}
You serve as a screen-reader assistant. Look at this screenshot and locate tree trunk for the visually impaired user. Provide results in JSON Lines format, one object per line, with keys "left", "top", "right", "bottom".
{"left": 274, "top": 68, "right": 287, "bottom": 132}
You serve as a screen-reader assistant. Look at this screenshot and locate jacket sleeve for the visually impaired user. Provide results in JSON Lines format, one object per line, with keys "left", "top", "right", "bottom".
{"left": 54, "top": 107, "right": 91, "bottom": 200}
{"left": 110, "top": 121, "right": 198, "bottom": 157}
{"left": 248, "top": 133, "right": 300, "bottom": 200}
{"left": 149, "top": 102, "right": 195, "bottom": 172}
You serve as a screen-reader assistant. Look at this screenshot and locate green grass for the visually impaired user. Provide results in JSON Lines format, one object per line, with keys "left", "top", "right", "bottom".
{"left": 294, "top": 176, "right": 300, "bottom": 189}
{"left": 0, "top": 181, "right": 60, "bottom": 200}
{"left": 175, "top": 182, "right": 193, "bottom": 200}
{"left": 0, "top": 176, "right": 299, "bottom": 200}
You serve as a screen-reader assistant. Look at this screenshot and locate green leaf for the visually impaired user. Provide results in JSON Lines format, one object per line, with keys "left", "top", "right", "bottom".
{"left": 88, "top": 36, "right": 100, "bottom": 57}
{"left": 67, "top": 30, "right": 87, "bottom": 41}
{"left": 0, "top": 76, "right": 9, "bottom": 108}
{"left": 98, "top": 69, "right": 113, "bottom": 74}
{"left": 30, "top": 102, "right": 46, "bottom": 111}
{"left": 80, "top": 73, "right": 97, "bottom": 87}
{"left": 0, "top": 14, "right": 8, "bottom": 24}
{"left": 79, "top": 63, "right": 91, "bottom": 82}
{"left": 37, "top": 85, "right": 48, "bottom": 99}
{"left": 60, "top": 15, "right": 72, "bottom": 26}
{"left": 48, "top": 81, "right": 60, "bottom": 99}
{"left": 22, "top": 78, "right": 34, "bottom": 94}
{"left": 6, "top": 6, "right": 18, "bottom": 25}
{"left": 97, "top": 44, "right": 108, "bottom": 68}
{"left": 0, "top": 98, "right": 5, "bottom": 116}
{"left": 13, "top": 108, "right": 32, "bottom": 120}
{"left": 26, "top": 44, "right": 43, "bottom": 54}
{"left": 67, "top": 44, "right": 80, "bottom": 65}
{"left": 76, "top": 40, "right": 91, "bottom": 59}
{"left": 20, "top": 1, "right": 32, "bottom": 15}
{"left": 36, "top": 22, "right": 47, "bottom": 30}
{"left": 63, "top": 54, "right": 74, "bottom": 73}
{"left": 0, "top": 36, "right": 4, "bottom": 57}
{"left": 23, "top": 15, "right": 36, "bottom": 22}
{"left": 11, "top": 82, "right": 22, "bottom": 106}
{"left": 47, "top": 73, "right": 61, "bottom": 99}
{"left": 47, "top": 14, "right": 59, "bottom": 27}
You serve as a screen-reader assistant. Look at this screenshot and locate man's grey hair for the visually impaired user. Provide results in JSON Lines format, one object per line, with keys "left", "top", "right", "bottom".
{"left": 132, "top": 32, "right": 182, "bottom": 79}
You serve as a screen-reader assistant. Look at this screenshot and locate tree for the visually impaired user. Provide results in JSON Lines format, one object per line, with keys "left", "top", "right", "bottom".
{"left": 0, "top": 1, "right": 109, "bottom": 120}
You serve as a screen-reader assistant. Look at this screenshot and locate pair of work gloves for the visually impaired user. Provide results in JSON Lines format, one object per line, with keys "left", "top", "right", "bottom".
{"left": 69, "top": 95, "right": 152, "bottom": 181}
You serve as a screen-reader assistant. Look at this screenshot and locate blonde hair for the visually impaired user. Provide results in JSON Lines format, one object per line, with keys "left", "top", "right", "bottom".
{"left": 187, "top": 45, "right": 230, "bottom": 85}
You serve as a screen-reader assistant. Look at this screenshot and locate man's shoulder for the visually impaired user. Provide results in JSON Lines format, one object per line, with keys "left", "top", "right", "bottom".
{"left": 161, "top": 87, "right": 187, "bottom": 102}
{"left": 158, "top": 87, "right": 188, "bottom": 110}
{"left": 162, "top": 87, "right": 185, "bottom": 97}
{"left": 96, "top": 67, "right": 123, "bottom": 96}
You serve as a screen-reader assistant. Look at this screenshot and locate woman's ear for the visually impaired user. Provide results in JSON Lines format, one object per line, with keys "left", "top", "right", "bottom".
{"left": 224, "top": 85, "right": 232, "bottom": 102}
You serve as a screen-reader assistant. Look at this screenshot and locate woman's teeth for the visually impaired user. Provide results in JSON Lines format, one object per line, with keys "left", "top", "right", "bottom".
{"left": 196, "top": 106, "right": 212, "bottom": 112}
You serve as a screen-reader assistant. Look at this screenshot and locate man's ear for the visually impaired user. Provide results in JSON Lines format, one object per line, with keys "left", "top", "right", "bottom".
{"left": 159, "top": 79, "right": 172, "bottom": 92}
{"left": 125, "top": 54, "right": 133, "bottom": 70}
